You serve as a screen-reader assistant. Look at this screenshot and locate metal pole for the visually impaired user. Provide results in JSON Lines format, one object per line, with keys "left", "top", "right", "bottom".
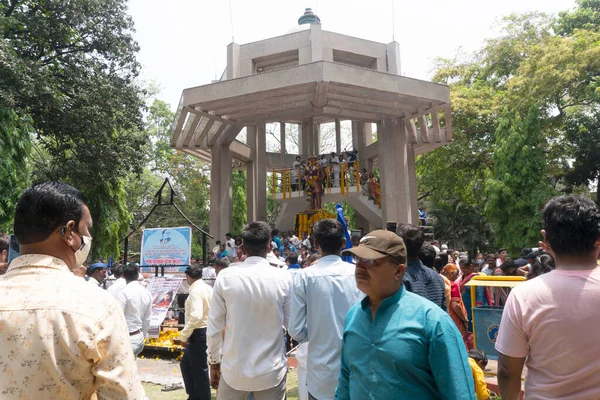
{"left": 123, "top": 237, "right": 129, "bottom": 268}
{"left": 202, "top": 232, "right": 207, "bottom": 266}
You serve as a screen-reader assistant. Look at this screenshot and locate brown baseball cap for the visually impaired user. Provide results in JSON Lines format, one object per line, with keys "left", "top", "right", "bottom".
{"left": 341, "top": 229, "right": 407, "bottom": 261}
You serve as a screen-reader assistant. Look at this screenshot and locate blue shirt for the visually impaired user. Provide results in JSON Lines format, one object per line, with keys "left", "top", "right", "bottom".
{"left": 289, "top": 255, "right": 364, "bottom": 400}
{"left": 404, "top": 259, "right": 447, "bottom": 311}
{"left": 273, "top": 236, "right": 282, "bottom": 253}
{"left": 336, "top": 286, "right": 475, "bottom": 400}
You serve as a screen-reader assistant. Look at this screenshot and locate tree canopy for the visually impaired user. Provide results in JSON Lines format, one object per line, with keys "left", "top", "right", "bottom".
{"left": 418, "top": 0, "right": 599, "bottom": 254}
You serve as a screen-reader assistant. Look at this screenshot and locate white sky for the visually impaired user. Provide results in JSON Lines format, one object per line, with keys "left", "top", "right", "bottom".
{"left": 128, "top": 0, "right": 576, "bottom": 110}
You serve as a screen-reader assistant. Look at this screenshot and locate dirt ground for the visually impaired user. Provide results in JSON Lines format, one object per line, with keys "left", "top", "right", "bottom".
{"left": 139, "top": 357, "right": 299, "bottom": 400}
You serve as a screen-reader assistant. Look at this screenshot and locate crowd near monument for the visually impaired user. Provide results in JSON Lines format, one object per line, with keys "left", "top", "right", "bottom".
{"left": 0, "top": 4, "right": 599, "bottom": 400}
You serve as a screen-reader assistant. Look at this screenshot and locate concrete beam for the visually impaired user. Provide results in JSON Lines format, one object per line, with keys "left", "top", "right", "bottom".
{"left": 182, "top": 61, "right": 450, "bottom": 107}
{"left": 431, "top": 109, "right": 442, "bottom": 143}
{"left": 418, "top": 115, "right": 430, "bottom": 143}
{"left": 230, "top": 140, "right": 254, "bottom": 163}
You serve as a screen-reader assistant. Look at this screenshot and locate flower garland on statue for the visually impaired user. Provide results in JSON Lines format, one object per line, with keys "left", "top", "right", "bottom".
{"left": 297, "top": 209, "right": 335, "bottom": 237}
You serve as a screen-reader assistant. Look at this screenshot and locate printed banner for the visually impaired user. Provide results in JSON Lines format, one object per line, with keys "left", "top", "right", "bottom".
{"left": 140, "top": 227, "right": 192, "bottom": 268}
{"left": 146, "top": 276, "right": 183, "bottom": 338}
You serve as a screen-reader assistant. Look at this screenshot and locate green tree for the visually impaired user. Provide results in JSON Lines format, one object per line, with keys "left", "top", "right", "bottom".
{"left": 563, "top": 111, "right": 600, "bottom": 204}
{"left": 420, "top": 5, "right": 599, "bottom": 249}
{"left": 484, "top": 107, "right": 556, "bottom": 253}
{"left": 555, "top": 0, "right": 600, "bottom": 35}
{"left": 0, "top": 108, "right": 31, "bottom": 231}
{"left": 429, "top": 199, "right": 494, "bottom": 256}
{"left": 1, "top": 0, "right": 147, "bottom": 259}
{"left": 232, "top": 170, "right": 247, "bottom": 234}
{"left": 122, "top": 99, "right": 212, "bottom": 259}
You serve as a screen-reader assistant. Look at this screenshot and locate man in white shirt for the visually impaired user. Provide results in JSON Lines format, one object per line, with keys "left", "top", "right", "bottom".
{"left": 289, "top": 219, "right": 363, "bottom": 400}
{"left": 180, "top": 265, "right": 213, "bottom": 400}
{"left": 86, "top": 262, "right": 107, "bottom": 287}
{"left": 207, "top": 221, "right": 292, "bottom": 400}
{"left": 290, "top": 232, "right": 301, "bottom": 248}
{"left": 330, "top": 152, "right": 340, "bottom": 187}
{"left": 212, "top": 240, "right": 222, "bottom": 258}
{"left": 115, "top": 263, "right": 152, "bottom": 357}
{"left": 301, "top": 232, "right": 312, "bottom": 250}
{"left": 226, "top": 233, "right": 236, "bottom": 254}
{"left": 107, "top": 264, "right": 126, "bottom": 296}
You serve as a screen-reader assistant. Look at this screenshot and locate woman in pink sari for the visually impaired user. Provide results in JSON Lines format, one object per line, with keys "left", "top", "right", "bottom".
{"left": 441, "top": 264, "right": 471, "bottom": 350}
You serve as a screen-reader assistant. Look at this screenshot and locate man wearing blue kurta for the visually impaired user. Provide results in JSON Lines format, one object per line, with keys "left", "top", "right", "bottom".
{"left": 336, "top": 230, "right": 475, "bottom": 400}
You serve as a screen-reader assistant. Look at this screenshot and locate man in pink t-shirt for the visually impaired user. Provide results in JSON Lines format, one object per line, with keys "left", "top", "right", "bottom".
{"left": 495, "top": 195, "right": 600, "bottom": 400}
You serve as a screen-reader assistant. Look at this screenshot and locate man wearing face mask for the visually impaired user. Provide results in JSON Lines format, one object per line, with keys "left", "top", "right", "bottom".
{"left": 0, "top": 182, "right": 146, "bottom": 399}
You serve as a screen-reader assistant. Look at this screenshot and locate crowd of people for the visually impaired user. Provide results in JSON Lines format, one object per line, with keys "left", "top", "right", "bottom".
{"left": 0, "top": 181, "right": 599, "bottom": 400}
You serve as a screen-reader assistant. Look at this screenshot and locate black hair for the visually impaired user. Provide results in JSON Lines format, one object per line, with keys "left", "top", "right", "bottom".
{"left": 500, "top": 258, "right": 517, "bottom": 275}
{"left": 216, "top": 240, "right": 221, "bottom": 245}
{"left": 14, "top": 182, "right": 86, "bottom": 245}
{"left": 0, "top": 232, "right": 9, "bottom": 253}
{"left": 527, "top": 251, "right": 538, "bottom": 260}
{"left": 214, "top": 257, "right": 230, "bottom": 270}
{"left": 527, "top": 254, "right": 555, "bottom": 280}
{"left": 438, "top": 252, "right": 449, "bottom": 266}
{"left": 312, "top": 219, "right": 345, "bottom": 255}
{"left": 185, "top": 265, "right": 203, "bottom": 279}
{"left": 468, "top": 348, "right": 488, "bottom": 368}
{"left": 287, "top": 252, "right": 299, "bottom": 264}
{"left": 272, "top": 229, "right": 280, "bottom": 236}
{"left": 520, "top": 248, "right": 532, "bottom": 259}
{"left": 112, "top": 264, "right": 124, "bottom": 279}
{"left": 122, "top": 263, "right": 139, "bottom": 281}
{"left": 433, "top": 256, "right": 445, "bottom": 273}
{"left": 396, "top": 224, "right": 425, "bottom": 258}
{"left": 242, "top": 221, "right": 272, "bottom": 256}
{"left": 542, "top": 195, "right": 600, "bottom": 257}
{"left": 496, "top": 248, "right": 507, "bottom": 254}
{"left": 226, "top": 233, "right": 232, "bottom": 237}
{"left": 418, "top": 243, "right": 436, "bottom": 269}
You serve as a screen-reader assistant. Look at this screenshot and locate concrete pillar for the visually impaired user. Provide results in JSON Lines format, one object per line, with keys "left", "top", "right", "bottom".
{"left": 378, "top": 118, "right": 418, "bottom": 226}
{"left": 352, "top": 121, "right": 368, "bottom": 173}
{"left": 301, "top": 118, "right": 316, "bottom": 157}
{"left": 279, "top": 122, "right": 286, "bottom": 166}
{"left": 365, "top": 123, "right": 374, "bottom": 145}
{"left": 246, "top": 126, "right": 257, "bottom": 222}
{"left": 313, "top": 122, "right": 320, "bottom": 155}
{"left": 386, "top": 42, "right": 402, "bottom": 75}
{"left": 355, "top": 213, "right": 372, "bottom": 233}
{"left": 256, "top": 124, "right": 267, "bottom": 222}
{"left": 209, "top": 139, "right": 233, "bottom": 243}
{"left": 310, "top": 24, "right": 323, "bottom": 62}
{"left": 227, "top": 43, "right": 241, "bottom": 79}
{"left": 335, "top": 119, "right": 341, "bottom": 154}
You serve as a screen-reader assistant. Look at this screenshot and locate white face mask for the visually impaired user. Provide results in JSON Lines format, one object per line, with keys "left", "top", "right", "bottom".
{"left": 74, "top": 234, "right": 92, "bottom": 268}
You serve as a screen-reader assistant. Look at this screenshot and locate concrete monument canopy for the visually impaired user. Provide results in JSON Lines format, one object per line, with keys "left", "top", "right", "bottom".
{"left": 180, "top": 61, "right": 449, "bottom": 126}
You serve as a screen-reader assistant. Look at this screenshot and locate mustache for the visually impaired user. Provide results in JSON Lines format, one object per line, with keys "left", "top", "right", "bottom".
{"left": 355, "top": 272, "right": 370, "bottom": 280}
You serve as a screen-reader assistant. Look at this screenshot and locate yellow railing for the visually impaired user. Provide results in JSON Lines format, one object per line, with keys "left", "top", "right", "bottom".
{"left": 270, "top": 160, "right": 363, "bottom": 200}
